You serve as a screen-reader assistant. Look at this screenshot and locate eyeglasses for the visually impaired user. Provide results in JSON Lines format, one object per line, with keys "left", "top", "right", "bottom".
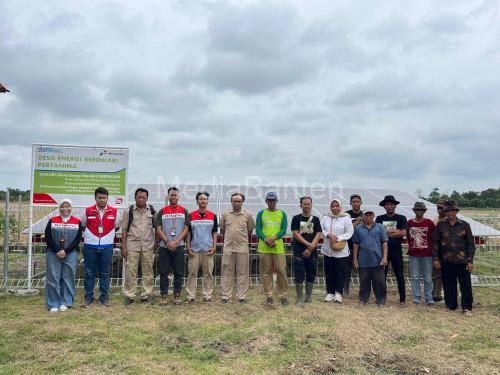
{"left": 437, "top": 206, "right": 445, "bottom": 210}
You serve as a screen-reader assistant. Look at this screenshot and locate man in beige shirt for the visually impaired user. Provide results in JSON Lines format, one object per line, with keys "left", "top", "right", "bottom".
{"left": 121, "top": 188, "right": 157, "bottom": 306}
{"left": 220, "top": 193, "right": 255, "bottom": 304}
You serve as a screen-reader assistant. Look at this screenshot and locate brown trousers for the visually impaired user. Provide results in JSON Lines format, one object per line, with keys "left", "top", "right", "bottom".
{"left": 123, "top": 249, "right": 155, "bottom": 299}
{"left": 259, "top": 253, "right": 288, "bottom": 298}
{"left": 221, "top": 252, "right": 250, "bottom": 300}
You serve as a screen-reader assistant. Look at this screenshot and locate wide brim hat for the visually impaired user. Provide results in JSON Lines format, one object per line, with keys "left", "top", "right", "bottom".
{"left": 379, "top": 195, "right": 400, "bottom": 207}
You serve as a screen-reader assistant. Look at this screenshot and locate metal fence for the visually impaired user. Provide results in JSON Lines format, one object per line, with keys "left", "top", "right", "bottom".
{"left": 1, "top": 197, "right": 500, "bottom": 290}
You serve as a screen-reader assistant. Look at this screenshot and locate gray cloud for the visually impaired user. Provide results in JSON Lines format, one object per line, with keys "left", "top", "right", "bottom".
{"left": 1, "top": 0, "right": 500, "bottom": 195}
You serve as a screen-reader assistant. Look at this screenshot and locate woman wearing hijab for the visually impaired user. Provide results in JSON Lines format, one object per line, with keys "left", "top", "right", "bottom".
{"left": 321, "top": 199, "right": 354, "bottom": 303}
{"left": 44, "top": 199, "right": 83, "bottom": 312}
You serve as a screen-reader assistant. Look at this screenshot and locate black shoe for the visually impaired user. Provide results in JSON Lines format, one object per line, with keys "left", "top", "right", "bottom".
{"left": 81, "top": 299, "right": 93, "bottom": 309}
{"left": 123, "top": 298, "right": 134, "bottom": 307}
{"left": 266, "top": 297, "right": 273, "bottom": 306}
{"left": 238, "top": 299, "right": 247, "bottom": 304}
{"left": 221, "top": 298, "right": 230, "bottom": 304}
{"left": 141, "top": 296, "right": 155, "bottom": 304}
{"left": 281, "top": 298, "right": 289, "bottom": 306}
{"left": 100, "top": 299, "right": 112, "bottom": 307}
{"left": 433, "top": 296, "right": 443, "bottom": 302}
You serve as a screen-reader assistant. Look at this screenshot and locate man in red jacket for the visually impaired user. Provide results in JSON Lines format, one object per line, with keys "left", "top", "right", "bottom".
{"left": 81, "top": 187, "right": 120, "bottom": 307}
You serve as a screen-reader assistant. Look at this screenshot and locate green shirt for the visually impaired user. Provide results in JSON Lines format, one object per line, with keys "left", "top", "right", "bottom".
{"left": 256, "top": 209, "right": 288, "bottom": 254}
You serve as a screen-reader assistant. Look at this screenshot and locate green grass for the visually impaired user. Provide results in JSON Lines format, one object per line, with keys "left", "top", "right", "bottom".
{"left": 0, "top": 287, "right": 499, "bottom": 374}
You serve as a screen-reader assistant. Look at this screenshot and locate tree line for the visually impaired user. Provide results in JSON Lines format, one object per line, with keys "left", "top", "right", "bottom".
{"left": 423, "top": 187, "right": 500, "bottom": 208}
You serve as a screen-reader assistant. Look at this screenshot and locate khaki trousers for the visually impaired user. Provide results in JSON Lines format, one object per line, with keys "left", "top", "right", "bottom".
{"left": 185, "top": 253, "right": 214, "bottom": 300}
{"left": 259, "top": 253, "right": 288, "bottom": 298}
{"left": 123, "top": 249, "right": 155, "bottom": 299}
{"left": 221, "top": 252, "right": 250, "bottom": 300}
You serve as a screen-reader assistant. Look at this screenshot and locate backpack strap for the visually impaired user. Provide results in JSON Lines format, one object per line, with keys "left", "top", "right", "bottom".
{"left": 128, "top": 204, "right": 156, "bottom": 232}
{"left": 127, "top": 204, "right": 134, "bottom": 232}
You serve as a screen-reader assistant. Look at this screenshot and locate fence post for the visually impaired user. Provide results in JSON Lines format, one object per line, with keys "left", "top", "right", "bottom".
{"left": 17, "top": 194, "right": 22, "bottom": 248}
{"left": 3, "top": 190, "right": 9, "bottom": 289}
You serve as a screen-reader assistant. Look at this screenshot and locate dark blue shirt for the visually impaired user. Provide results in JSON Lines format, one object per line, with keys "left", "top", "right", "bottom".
{"left": 352, "top": 223, "right": 388, "bottom": 268}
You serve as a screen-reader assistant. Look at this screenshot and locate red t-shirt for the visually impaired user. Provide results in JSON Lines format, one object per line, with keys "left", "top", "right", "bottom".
{"left": 407, "top": 218, "right": 435, "bottom": 257}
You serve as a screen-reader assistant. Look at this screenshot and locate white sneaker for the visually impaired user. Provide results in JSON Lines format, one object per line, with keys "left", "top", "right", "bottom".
{"left": 59, "top": 305, "right": 68, "bottom": 312}
{"left": 334, "top": 293, "right": 343, "bottom": 303}
{"left": 49, "top": 308, "right": 59, "bottom": 313}
{"left": 324, "top": 294, "right": 335, "bottom": 302}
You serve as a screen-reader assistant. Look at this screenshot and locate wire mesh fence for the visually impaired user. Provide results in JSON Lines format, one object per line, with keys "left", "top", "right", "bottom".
{"left": 1, "top": 200, "right": 500, "bottom": 290}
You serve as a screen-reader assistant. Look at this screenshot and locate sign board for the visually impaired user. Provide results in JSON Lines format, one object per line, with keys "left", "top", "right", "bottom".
{"left": 31, "top": 144, "right": 129, "bottom": 207}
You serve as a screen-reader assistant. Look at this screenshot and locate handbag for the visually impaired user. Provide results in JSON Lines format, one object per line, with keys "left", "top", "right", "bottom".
{"left": 329, "top": 216, "right": 346, "bottom": 251}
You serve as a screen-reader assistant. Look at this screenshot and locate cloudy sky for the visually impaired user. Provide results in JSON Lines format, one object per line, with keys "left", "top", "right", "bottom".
{"left": 1, "top": 0, "right": 499, "bottom": 196}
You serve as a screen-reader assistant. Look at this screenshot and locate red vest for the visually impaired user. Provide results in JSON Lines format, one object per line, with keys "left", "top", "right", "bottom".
{"left": 84, "top": 205, "right": 118, "bottom": 247}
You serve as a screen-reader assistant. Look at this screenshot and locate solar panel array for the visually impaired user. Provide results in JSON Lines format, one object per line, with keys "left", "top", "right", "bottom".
{"left": 28, "top": 184, "right": 500, "bottom": 237}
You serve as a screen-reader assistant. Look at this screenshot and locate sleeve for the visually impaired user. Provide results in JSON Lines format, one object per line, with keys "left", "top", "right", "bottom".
{"left": 184, "top": 208, "right": 190, "bottom": 226}
{"left": 352, "top": 226, "right": 360, "bottom": 244}
{"left": 321, "top": 216, "right": 329, "bottom": 237}
{"left": 44, "top": 219, "right": 58, "bottom": 252}
{"left": 399, "top": 215, "right": 408, "bottom": 231}
{"left": 428, "top": 220, "right": 436, "bottom": 243}
{"left": 290, "top": 215, "right": 299, "bottom": 232}
{"left": 67, "top": 222, "right": 83, "bottom": 253}
{"left": 465, "top": 222, "right": 476, "bottom": 263}
{"left": 219, "top": 212, "right": 225, "bottom": 235}
{"left": 432, "top": 222, "right": 441, "bottom": 259}
{"left": 375, "top": 215, "right": 382, "bottom": 224}
{"left": 212, "top": 215, "right": 218, "bottom": 233}
{"left": 380, "top": 225, "right": 389, "bottom": 242}
{"left": 276, "top": 211, "right": 288, "bottom": 239}
{"left": 248, "top": 213, "right": 256, "bottom": 235}
{"left": 338, "top": 217, "right": 354, "bottom": 241}
{"left": 313, "top": 217, "right": 322, "bottom": 234}
{"left": 115, "top": 211, "right": 121, "bottom": 228}
{"left": 121, "top": 208, "right": 129, "bottom": 230}
{"left": 154, "top": 210, "right": 163, "bottom": 228}
{"left": 80, "top": 210, "right": 87, "bottom": 228}
{"left": 255, "top": 211, "right": 266, "bottom": 241}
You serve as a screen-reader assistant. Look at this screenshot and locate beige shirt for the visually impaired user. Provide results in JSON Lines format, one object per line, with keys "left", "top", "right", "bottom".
{"left": 220, "top": 209, "right": 255, "bottom": 254}
{"left": 121, "top": 205, "right": 156, "bottom": 251}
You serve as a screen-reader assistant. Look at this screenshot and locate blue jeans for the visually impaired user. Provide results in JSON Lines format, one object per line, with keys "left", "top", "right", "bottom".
{"left": 409, "top": 256, "right": 434, "bottom": 304}
{"left": 83, "top": 245, "right": 113, "bottom": 302}
{"left": 45, "top": 250, "right": 78, "bottom": 310}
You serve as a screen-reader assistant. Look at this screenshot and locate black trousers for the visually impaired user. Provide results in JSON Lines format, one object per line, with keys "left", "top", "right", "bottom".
{"left": 294, "top": 252, "right": 317, "bottom": 284}
{"left": 441, "top": 261, "right": 473, "bottom": 311}
{"left": 324, "top": 256, "right": 347, "bottom": 295}
{"left": 158, "top": 246, "right": 185, "bottom": 295}
{"left": 385, "top": 249, "right": 406, "bottom": 303}
{"left": 359, "top": 266, "right": 387, "bottom": 305}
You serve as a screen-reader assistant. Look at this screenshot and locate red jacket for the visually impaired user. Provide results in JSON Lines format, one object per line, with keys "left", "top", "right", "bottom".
{"left": 83, "top": 205, "right": 119, "bottom": 248}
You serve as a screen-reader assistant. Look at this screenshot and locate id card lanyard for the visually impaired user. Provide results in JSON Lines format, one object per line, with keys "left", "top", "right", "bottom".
{"left": 98, "top": 207, "right": 105, "bottom": 234}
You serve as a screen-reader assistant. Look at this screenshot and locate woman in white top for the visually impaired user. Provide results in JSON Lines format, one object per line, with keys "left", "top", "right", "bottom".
{"left": 321, "top": 199, "right": 354, "bottom": 303}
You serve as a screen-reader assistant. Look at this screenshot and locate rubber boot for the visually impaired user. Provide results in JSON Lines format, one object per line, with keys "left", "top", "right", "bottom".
{"left": 305, "top": 282, "right": 314, "bottom": 303}
{"left": 295, "top": 284, "right": 304, "bottom": 307}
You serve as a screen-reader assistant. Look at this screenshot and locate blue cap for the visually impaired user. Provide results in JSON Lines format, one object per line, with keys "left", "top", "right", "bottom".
{"left": 265, "top": 192, "right": 278, "bottom": 200}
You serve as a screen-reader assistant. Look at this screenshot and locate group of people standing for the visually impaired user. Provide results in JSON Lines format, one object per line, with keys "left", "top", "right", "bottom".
{"left": 43, "top": 187, "right": 476, "bottom": 316}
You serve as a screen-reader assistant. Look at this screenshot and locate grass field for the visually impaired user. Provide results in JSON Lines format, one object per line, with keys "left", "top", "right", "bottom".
{"left": 0, "top": 287, "right": 499, "bottom": 375}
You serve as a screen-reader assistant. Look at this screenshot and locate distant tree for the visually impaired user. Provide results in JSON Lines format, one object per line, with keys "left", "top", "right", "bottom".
{"left": 428, "top": 187, "right": 441, "bottom": 203}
